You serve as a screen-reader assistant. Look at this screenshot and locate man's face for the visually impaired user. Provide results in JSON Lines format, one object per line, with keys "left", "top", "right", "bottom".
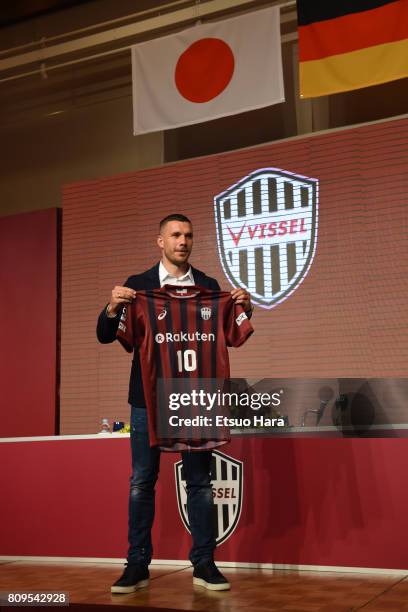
{"left": 157, "top": 221, "right": 193, "bottom": 266}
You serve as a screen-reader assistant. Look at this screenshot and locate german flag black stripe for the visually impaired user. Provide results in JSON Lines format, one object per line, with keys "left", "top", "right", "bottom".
{"left": 297, "top": 0, "right": 397, "bottom": 26}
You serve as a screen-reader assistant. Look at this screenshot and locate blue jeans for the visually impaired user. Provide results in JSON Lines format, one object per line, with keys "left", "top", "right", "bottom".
{"left": 128, "top": 406, "right": 215, "bottom": 566}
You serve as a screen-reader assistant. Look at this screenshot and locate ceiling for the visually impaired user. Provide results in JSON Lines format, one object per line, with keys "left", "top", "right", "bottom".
{"left": 0, "top": 0, "right": 99, "bottom": 28}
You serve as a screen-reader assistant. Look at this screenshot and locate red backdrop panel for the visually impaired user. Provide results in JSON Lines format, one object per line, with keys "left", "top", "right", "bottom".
{"left": 61, "top": 117, "right": 408, "bottom": 434}
{"left": 1, "top": 437, "right": 408, "bottom": 570}
{"left": 0, "top": 209, "right": 59, "bottom": 437}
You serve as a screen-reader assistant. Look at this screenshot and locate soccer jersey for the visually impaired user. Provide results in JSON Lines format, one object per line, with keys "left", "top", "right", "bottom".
{"left": 117, "top": 285, "right": 253, "bottom": 451}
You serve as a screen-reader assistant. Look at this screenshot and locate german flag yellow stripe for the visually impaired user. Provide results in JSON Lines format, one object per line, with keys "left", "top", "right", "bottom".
{"left": 300, "top": 37, "right": 408, "bottom": 98}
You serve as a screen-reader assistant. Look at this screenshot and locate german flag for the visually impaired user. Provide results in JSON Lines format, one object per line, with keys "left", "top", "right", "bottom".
{"left": 297, "top": 0, "right": 408, "bottom": 97}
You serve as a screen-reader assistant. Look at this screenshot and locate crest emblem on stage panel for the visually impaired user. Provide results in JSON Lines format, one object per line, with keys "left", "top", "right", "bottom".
{"left": 174, "top": 451, "right": 243, "bottom": 546}
{"left": 200, "top": 307, "right": 212, "bottom": 320}
{"left": 214, "top": 168, "right": 319, "bottom": 309}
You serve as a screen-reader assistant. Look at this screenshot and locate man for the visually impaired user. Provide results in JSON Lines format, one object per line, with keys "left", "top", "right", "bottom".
{"left": 97, "top": 214, "right": 252, "bottom": 593}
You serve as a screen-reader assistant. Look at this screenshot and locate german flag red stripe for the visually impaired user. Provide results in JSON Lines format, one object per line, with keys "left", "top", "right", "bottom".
{"left": 299, "top": 1, "right": 408, "bottom": 62}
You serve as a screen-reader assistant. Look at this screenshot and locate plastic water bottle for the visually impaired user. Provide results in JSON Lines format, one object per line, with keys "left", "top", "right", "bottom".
{"left": 100, "top": 418, "right": 111, "bottom": 434}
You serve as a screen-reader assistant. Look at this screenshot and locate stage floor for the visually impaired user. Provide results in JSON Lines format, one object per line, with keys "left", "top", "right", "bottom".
{"left": 1, "top": 561, "right": 408, "bottom": 611}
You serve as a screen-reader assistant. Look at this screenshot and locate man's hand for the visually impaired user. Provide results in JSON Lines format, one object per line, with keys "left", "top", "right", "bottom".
{"left": 106, "top": 286, "right": 137, "bottom": 316}
{"left": 230, "top": 288, "right": 253, "bottom": 314}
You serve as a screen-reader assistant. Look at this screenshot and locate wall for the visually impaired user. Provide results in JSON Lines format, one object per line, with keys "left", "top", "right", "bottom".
{"left": 0, "top": 209, "right": 59, "bottom": 436}
{"left": 0, "top": 96, "right": 163, "bottom": 217}
{"left": 2, "top": 436, "right": 408, "bottom": 571}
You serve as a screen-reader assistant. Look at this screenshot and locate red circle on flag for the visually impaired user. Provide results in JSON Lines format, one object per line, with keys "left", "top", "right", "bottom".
{"left": 175, "top": 38, "right": 235, "bottom": 103}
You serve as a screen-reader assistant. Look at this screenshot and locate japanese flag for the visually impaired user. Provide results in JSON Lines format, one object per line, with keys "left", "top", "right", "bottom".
{"left": 131, "top": 6, "right": 284, "bottom": 135}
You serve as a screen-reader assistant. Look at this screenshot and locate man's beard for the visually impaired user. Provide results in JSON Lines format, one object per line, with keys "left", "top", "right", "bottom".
{"left": 168, "top": 250, "right": 190, "bottom": 265}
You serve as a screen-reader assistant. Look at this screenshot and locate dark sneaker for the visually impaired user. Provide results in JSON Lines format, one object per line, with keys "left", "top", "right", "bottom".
{"left": 193, "top": 560, "right": 230, "bottom": 591}
{"left": 111, "top": 563, "right": 149, "bottom": 594}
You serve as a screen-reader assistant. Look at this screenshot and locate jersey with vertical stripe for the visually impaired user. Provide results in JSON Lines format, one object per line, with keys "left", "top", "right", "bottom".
{"left": 117, "top": 285, "right": 253, "bottom": 451}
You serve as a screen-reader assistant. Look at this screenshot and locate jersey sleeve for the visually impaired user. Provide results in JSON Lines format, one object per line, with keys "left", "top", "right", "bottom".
{"left": 225, "top": 300, "right": 254, "bottom": 347}
{"left": 116, "top": 304, "right": 135, "bottom": 352}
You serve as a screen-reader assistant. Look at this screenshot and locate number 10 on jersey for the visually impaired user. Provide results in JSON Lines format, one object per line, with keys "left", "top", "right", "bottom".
{"left": 177, "top": 349, "right": 197, "bottom": 372}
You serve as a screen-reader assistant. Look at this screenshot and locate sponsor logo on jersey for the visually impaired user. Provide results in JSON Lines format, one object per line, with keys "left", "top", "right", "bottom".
{"left": 158, "top": 308, "right": 167, "bottom": 320}
{"left": 155, "top": 331, "right": 215, "bottom": 344}
{"left": 235, "top": 312, "right": 248, "bottom": 326}
{"left": 118, "top": 322, "right": 126, "bottom": 333}
{"left": 214, "top": 168, "right": 319, "bottom": 309}
{"left": 175, "top": 450, "right": 243, "bottom": 546}
{"left": 201, "top": 307, "right": 212, "bottom": 320}
{"left": 120, "top": 306, "right": 127, "bottom": 321}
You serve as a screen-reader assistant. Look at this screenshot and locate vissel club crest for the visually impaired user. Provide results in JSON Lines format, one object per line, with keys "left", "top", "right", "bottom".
{"left": 175, "top": 451, "right": 243, "bottom": 546}
{"left": 200, "top": 307, "right": 212, "bottom": 320}
{"left": 214, "top": 168, "right": 319, "bottom": 309}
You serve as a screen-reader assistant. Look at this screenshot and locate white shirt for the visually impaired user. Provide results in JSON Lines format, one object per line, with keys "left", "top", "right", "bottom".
{"left": 159, "top": 261, "right": 195, "bottom": 287}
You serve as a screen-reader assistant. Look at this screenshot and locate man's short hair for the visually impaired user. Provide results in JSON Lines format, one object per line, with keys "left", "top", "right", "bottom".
{"left": 159, "top": 214, "right": 192, "bottom": 232}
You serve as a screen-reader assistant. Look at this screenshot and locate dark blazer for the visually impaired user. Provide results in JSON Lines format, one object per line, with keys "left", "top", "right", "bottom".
{"left": 96, "top": 262, "right": 220, "bottom": 407}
